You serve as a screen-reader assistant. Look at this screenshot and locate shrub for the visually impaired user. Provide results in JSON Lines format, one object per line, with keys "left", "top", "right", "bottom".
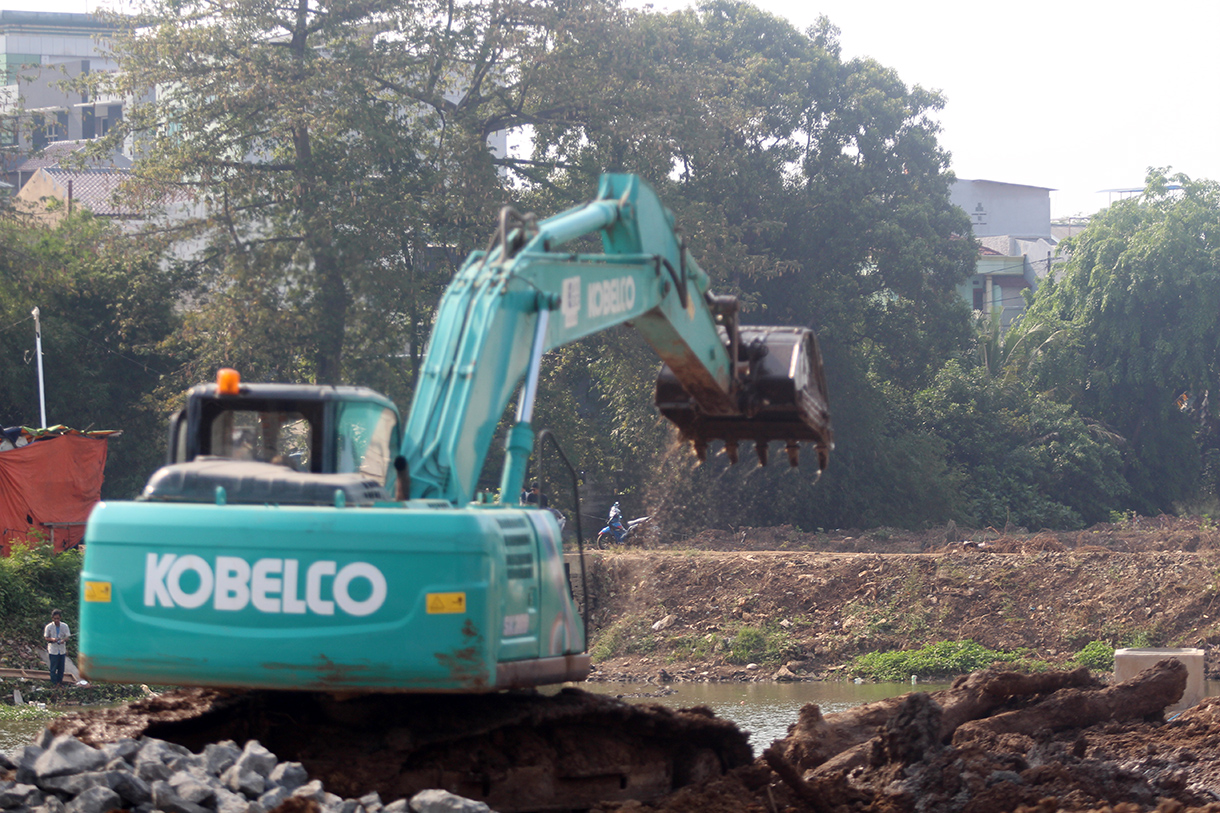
{"left": 850, "top": 640, "right": 1027, "bottom": 681}
{"left": 0, "top": 536, "right": 82, "bottom": 622}
{"left": 588, "top": 616, "right": 656, "bottom": 662}
{"left": 725, "top": 624, "right": 799, "bottom": 666}
{"left": 1071, "top": 640, "right": 1115, "bottom": 671}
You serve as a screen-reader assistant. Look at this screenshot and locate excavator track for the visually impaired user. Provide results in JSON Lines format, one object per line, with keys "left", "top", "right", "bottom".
{"left": 50, "top": 687, "right": 753, "bottom": 812}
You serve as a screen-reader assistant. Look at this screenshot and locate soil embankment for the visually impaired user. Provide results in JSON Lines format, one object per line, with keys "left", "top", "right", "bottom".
{"left": 578, "top": 516, "right": 1220, "bottom": 681}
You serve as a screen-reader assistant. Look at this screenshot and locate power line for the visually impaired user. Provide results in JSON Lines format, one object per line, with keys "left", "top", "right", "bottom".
{"left": 38, "top": 312, "right": 170, "bottom": 378}
{"left": 0, "top": 314, "right": 33, "bottom": 335}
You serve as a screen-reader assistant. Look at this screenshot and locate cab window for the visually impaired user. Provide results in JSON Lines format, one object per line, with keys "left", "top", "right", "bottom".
{"left": 209, "top": 409, "right": 313, "bottom": 471}
{"left": 335, "top": 402, "right": 398, "bottom": 484}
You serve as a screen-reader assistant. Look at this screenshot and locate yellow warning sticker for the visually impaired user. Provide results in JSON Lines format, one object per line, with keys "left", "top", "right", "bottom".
{"left": 426, "top": 592, "right": 466, "bottom": 614}
{"left": 84, "top": 581, "right": 112, "bottom": 603}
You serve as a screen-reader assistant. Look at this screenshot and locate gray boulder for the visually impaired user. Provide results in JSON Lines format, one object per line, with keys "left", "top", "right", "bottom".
{"left": 257, "top": 784, "right": 290, "bottom": 810}
{"left": 136, "top": 759, "right": 172, "bottom": 783}
{"left": 0, "top": 783, "right": 41, "bottom": 809}
{"left": 34, "top": 738, "right": 107, "bottom": 781}
{"left": 233, "top": 741, "right": 278, "bottom": 778}
{"left": 409, "top": 789, "right": 495, "bottom": 813}
{"left": 168, "top": 771, "right": 217, "bottom": 806}
{"left": 64, "top": 786, "right": 121, "bottom": 813}
{"left": 204, "top": 742, "right": 242, "bottom": 776}
{"left": 269, "top": 760, "right": 310, "bottom": 793}
{"left": 38, "top": 770, "right": 114, "bottom": 797}
{"left": 150, "top": 779, "right": 210, "bottom": 813}
{"left": 16, "top": 745, "right": 46, "bottom": 784}
{"left": 221, "top": 765, "right": 266, "bottom": 798}
{"left": 102, "top": 739, "right": 141, "bottom": 764}
{"left": 111, "top": 771, "right": 153, "bottom": 805}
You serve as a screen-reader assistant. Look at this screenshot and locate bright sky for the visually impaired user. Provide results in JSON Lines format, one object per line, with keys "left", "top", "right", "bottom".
{"left": 9, "top": 0, "right": 1219, "bottom": 219}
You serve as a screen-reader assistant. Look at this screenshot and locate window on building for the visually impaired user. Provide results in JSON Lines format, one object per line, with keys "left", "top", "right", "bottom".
{"left": 35, "top": 112, "right": 69, "bottom": 147}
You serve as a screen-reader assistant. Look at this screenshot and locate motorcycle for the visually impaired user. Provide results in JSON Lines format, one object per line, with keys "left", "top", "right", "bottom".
{"left": 596, "top": 502, "right": 650, "bottom": 548}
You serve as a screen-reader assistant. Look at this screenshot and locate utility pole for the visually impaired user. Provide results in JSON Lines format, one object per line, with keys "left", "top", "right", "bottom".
{"left": 32, "top": 307, "right": 47, "bottom": 428}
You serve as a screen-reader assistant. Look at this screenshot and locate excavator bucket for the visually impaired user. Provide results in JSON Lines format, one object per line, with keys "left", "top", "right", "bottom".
{"left": 655, "top": 327, "right": 833, "bottom": 470}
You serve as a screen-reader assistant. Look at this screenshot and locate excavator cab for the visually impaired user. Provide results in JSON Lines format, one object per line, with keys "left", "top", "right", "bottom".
{"left": 655, "top": 325, "right": 833, "bottom": 470}
{"left": 145, "top": 369, "right": 402, "bottom": 506}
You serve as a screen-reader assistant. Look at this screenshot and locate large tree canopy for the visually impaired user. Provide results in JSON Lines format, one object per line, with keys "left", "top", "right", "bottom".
{"left": 1013, "top": 169, "right": 1220, "bottom": 514}
{"left": 520, "top": 2, "right": 977, "bottom": 527}
{"left": 38, "top": 0, "right": 1201, "bottom": 528}
{"left": 84, "top": 0, "right": 632, "bottom": 400}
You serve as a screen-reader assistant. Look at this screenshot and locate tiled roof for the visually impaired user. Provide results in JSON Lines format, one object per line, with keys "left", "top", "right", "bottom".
{"left": 2, "top": 141, "right": 132, "bottom": 173}
{"left": 35, "top": 167, "right": 135, "bottom": 216}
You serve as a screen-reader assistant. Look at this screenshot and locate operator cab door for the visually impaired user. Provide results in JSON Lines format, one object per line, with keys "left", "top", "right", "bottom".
{"left": 495, "top": 514, "right": 540, "bottom": 660}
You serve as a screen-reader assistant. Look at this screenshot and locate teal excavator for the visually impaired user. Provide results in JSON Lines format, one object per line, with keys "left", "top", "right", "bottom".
{"left": 78, "top": 174, "right": 832, "bottom": 694}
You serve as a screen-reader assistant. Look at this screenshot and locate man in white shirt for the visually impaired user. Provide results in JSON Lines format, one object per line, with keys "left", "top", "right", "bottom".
{"left": 44, "top": 609, "right": 68, "bottom": 687}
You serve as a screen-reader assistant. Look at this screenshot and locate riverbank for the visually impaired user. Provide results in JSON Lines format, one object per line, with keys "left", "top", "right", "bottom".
{"left": 577, "top": 515, "right": 1220, "bottom": 682}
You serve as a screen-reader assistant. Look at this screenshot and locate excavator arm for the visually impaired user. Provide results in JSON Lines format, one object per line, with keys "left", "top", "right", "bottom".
{"left": 403, "top": 174, "right": 832, "bottom": 506}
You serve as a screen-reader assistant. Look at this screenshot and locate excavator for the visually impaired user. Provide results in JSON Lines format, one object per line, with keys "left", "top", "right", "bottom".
{"left": 74, "top": 174, "right": 832, "bottom": 809}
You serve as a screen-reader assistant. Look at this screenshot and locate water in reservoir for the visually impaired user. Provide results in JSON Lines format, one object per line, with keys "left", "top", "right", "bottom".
{"left": 581, "top": 680, "right": 949, "bottom": 753}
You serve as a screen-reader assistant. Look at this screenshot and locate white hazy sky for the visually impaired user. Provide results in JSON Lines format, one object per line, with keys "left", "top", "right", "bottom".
{"left": 8, "top": 0, "right": 1218, "bottom": 218}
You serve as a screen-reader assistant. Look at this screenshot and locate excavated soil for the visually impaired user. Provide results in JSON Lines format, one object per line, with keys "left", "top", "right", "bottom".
{"left": 579, "top": 516, "right": 1220, "bottom": 682}
{"left": 51, "top": 686, "right": 753, "bottom": 812}
{"left": 31, "top": 517, "right": 1220, "bottom": 811}
{"left": 594, "top": 662, "right": 1220, "bottom": 813}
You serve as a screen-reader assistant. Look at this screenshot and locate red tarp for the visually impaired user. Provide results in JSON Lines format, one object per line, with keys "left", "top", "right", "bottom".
{"left": 0, "top": 434, "right": 108, "bottom": 554}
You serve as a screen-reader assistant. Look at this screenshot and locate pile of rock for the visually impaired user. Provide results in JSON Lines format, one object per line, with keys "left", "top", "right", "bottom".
{"left": 0, "top": 731, "right": 493, "bottom": 813}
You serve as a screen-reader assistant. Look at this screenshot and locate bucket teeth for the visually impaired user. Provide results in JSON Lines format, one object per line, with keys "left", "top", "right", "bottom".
{"left": 655, "top": 325, "right": 833, "bottom": 474}
{"left": 785, "top": 441, "right": 799, "bottom": 468}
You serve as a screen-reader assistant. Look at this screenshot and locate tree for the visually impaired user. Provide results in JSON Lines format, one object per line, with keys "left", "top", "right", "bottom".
{"left": 0, "top": 211, "right": 183, "bottom": 497}
{"left": 84, "top": 0, "right": 642, "bottom": 404}
{"left": 913, "top": 360, "right": 1127, "bottom": 529}
{"left": 520, "top": 2, "right": 977, "bottom": 530}
{"left": 1013, "top": 169, "right": 1220, "bottom": 514}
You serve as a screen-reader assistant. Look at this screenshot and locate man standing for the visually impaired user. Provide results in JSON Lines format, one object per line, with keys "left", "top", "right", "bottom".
{"left": 44, "top": 609, "right": 68, "bottom": 687}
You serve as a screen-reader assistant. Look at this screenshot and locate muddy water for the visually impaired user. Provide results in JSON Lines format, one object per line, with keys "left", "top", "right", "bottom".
{"left": 581, "top": 680, "right": 949, "bottom": 753}
{"left": 583, "top": 679, "right": 1220, "bottom": 755}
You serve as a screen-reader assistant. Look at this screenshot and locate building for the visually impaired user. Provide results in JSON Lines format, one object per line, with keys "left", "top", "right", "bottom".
{"left": 1, "top": 11, "right": 128, "bottom": 149}
{"left": 1, "top": 9, "right": 136, "bottom": 205}
{"left": 15, "top": 164, "right": 138, "bottom": 224}
{"left": 950, "top": 178, "right": 1063, "bottom": 331}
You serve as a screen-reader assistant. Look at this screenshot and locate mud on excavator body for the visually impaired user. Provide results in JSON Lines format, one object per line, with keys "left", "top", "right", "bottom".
{"left": 655, "top": 325, "right": 833, "bottom": 469}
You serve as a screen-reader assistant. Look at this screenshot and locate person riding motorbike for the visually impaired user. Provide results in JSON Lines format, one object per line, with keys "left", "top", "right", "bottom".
{"left": 599, "top": 501, "right": 628, "bottom": 545}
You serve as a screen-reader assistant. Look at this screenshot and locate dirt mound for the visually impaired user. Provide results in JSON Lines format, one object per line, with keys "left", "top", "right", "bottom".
{"left": 667, "top": 516, "right": 1220, "bottom": 555}
{"left": 51, "top": 687, "right": 753, "bottom": 812}
{"left": 599, "top": 660, "right": 1220, "bottom": 813}
{"left": 580, "top": 517, "right": 1220, "bottom": 682}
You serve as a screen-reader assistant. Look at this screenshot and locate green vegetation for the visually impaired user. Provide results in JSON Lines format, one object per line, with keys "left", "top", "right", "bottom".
{"left": 0, "top": 703, "right": 63, "bottom": 722}
{"left": 850, "top": 640, "right": 1047, "bottom": 681}
{"left": 0, "top": 1, "right": 1214, "bottom": 525}
{"left": 724, "top": 624, "right": 800, "bottom": 666}
{"left": 1071, "top": 640, "right": 1115, "bottom": 672}
{"left": 589, "top": 616, "right": 659, "bottom": 662}
{"left": 0, "top": 537, "right": 82, "bottom": 643}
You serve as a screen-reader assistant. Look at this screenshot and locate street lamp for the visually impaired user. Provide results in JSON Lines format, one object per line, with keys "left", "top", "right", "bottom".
{"left": 32, "top": 307, "right": 46, "bottom": 429}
